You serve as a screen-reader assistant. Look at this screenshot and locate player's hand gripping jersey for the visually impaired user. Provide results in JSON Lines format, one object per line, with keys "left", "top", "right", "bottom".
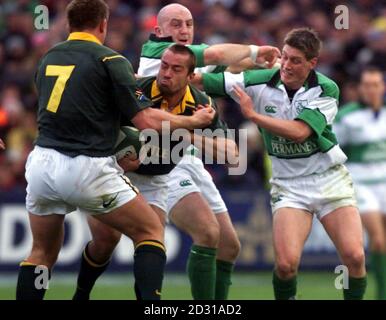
{"left": 203, "top": 69, "right": 347, "bottom": 179}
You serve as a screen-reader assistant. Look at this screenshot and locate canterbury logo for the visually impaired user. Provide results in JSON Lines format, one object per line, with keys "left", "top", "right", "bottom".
{"left": 155, "top": 289, "right": 161, "bottom": 296}
{"left": 265, "top": 105, "right": 277, "bottom": 113}
{"left": 179, "top": 179, "right": 192, "bottom": 187}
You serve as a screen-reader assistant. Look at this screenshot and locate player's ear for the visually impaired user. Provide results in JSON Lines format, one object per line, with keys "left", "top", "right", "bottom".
{"left": 309, "top": 57, "right": 318, "bottom": 69}
{"left": 154, "top": 25, "right": 162, "bottom": 37}
{"left": 100, "top": 18, "right": 107, "bottom": 34}
{"left": 187, "top": 72, "right": 195, "bottom": 82}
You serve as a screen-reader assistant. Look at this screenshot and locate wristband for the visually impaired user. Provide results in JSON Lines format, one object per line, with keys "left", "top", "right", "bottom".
{"left": 249, "top": 45, "right": 260, "bottom": 62}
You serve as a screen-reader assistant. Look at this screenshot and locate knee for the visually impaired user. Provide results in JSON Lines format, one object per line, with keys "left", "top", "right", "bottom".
{"left": 341, "top": 249, "right": 365, "bottom": 270}
{"left": 91, "top": 230, "right": 121, "bottom": 258}
{"left": 193, "top": 221, "right": 220, "bottom": 248}
{"left": 275, "top": 257, "right": 299, "bottom": 279}
{"left": 219, "top": 238, "right": 241, "bottom": 262}
{"left": 228, "top": 238, "right": 241, "bottom": 261}
{"left": 133, "top": 220, "right": 164, "bottom": 242}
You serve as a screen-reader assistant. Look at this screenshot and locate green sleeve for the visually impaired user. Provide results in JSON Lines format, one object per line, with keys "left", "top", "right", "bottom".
{"left": 211, "top": 65, "right": 227, "bottom": 73}
{"left": 317, "top": 72, "right": 340, "bottom": 100}
{"left": 202, "top": 73, "right": 227, "bottom": 97}
{"left": 103, "top": 57, "right": 153, "bottom": 119}
{"left": 295, "top": 108, "right": 327, "bottom": 137}
{"left": 243, "top": 69, "right": 277, "bottom": 86}
{"left": 141, "top": 41, "right": 170, "bottom": 59}
{"left": 321, "top": 81, "right": 339, "bottom": 100}
{"left": 187, "top": 43, "right": 209, "bottom": 67}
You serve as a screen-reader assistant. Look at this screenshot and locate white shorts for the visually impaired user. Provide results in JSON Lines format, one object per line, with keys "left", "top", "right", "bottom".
{"left": 26, "top": 146, "right": 138, "bottom": 216}
{"left": 354, "top": 182, "right": 386, "bottom": 214}
{"left": 167, "top": 154, "right": 227, "bottom": 215}
{"left": 125, "top": 171, "right": 168, "bottom": 213}
{"left": 270, "top": 164, "right": 357, "bottom": 220}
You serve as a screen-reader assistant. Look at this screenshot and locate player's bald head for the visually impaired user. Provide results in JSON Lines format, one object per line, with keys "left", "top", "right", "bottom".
{"left": 155, "top": 3, "right": 194, "bottom": 45}
{"left": 157, "top": 3, "right": 192, "bottom": 26}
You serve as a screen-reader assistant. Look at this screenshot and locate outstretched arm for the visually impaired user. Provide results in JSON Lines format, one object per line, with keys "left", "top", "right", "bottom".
{"left": 0, "top": 138, "right": 5, "bottom": 150}
{"left": 203, "top": 44, "right": 280, "bottom": 69}
{"left": 226, "top": 57, "right": 281, "bottom": 73}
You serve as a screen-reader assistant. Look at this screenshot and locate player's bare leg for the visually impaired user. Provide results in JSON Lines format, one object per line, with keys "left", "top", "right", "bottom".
{"left": 93, "top": 194, "right": 166, "bottom": 300}
{"left": 72, "top": 217, "right": 121, "bottom": 300}
{"left": 16, "top": 213, "right": 65, "bottom": 300}
{"left": 362, "top": 212, "right": 386, "bottom": 252}
{"left": 73, "top": 201, "right": 166, "bottom": 300}
{"left": 321, "top": 206, "right": 367, "bottom": 299}
{"left": 87, "top": 216, "right": 122, "bottom": 262}
{"left": 85, "top": 203, "right": 165, "bottom": 265}
{"left": 170, "top": 192, "right": 219, "bottom": 299}
{"left": 151, "top": 205, "right": 167, "bottom": 227}
{"left": 272, "top": 208, "right": 313, "bottom": 299}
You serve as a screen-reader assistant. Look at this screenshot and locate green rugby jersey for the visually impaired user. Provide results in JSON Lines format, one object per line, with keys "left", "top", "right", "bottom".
{"left": 35, "top": 32, "right": 152, "bottom": 157}
{"left": 130, "top": 76, "right": 228, "bottom": 175}
{"left": 334, "top": 101, "right": 386, "bottom": 184}
{"left": 203, "top": 69, "right": 346, "bottom": 179}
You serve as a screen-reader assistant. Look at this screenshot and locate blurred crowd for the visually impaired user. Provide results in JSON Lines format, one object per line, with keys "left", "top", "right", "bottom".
{"left": 0, "top": 0, "right": 385, "bottom": 199}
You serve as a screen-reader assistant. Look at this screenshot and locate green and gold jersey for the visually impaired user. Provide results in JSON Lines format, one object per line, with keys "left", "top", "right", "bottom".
{"left": 35, "top": 32, "right": 152, "bottom": 157}
{"left": 131, "top": 76, "right": 227, "bottom": 175}
{"left": 334, "top": 101, "right": 386, "bottom": 184}
{"left": 203, "top": 69, "right": 346, "bottom": 179}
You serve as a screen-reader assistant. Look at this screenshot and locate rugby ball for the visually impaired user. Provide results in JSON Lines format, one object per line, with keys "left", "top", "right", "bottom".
{"left": 114, "top": 126, "right": 143, "bottom": 160}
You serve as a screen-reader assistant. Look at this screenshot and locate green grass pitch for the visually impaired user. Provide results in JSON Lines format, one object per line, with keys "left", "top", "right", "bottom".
{"left": 0, "top": 271, "right": 376, "bottom": 300}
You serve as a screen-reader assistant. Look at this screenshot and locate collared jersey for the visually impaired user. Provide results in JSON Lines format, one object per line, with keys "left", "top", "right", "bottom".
{"left": 137, "top": 34, "right": 226, "bottom": 77}
{"left": 129, "top": 76, "right": 227, "bottom": 175}
{"left": 203, "top": 68, "right": 347, "bottom": 179}
{"left": 35, "top": 32, "right": 152, "bottom": 157}
{"left": 137, "top": 34, "right": 228, "bottom": 160}
{"left": 334, "top": 102, "right": 386, "bottom": 184}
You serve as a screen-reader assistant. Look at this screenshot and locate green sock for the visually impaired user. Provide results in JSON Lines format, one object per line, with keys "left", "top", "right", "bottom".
{"left": 382, "top": 254, "right": 386, "bottom": 299}
{"left": 272, "top": 271, "right": 297, "bottom": 300}
{"left": 343, "top": 276, "right": 367, "bottom": 300}
{"left": 187, "top": 245, "right": 217, "bottom": 300}
{"left": 370, "top": 252, "right": 386, "bottom": 300}
{"left": 72, "top": 243, "right": 110, "bottom": 300}
{"left": 215, "top": 260, "right": 234, "bottom": 300}
{"left": 16, "top": 262, "right": 50, "bottom": 300}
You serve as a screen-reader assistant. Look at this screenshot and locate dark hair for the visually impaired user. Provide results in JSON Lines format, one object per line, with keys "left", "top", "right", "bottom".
{"left": 67, "top": 0, "right": 109, "bottom": 31}
{"left": 361, "top": 66, "right": 384, "bottom": 77}
{"left": 284, "top": 28, "right": 321, "bottom": 60}
{"left": 165, "top": 44, "right": 196, "bottom": 74}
